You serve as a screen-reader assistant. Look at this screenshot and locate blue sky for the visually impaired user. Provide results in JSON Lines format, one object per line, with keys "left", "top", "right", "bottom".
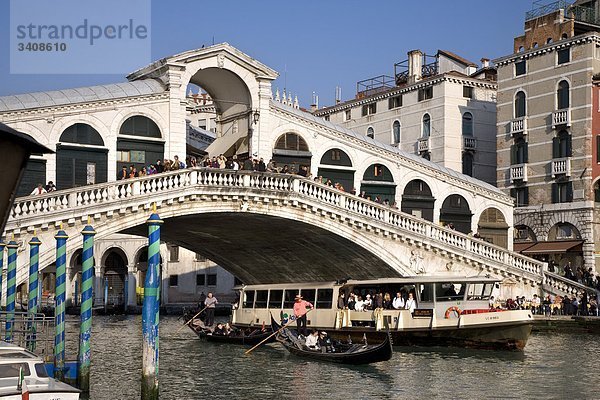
{"left": 1, "top": 0, "right": 537, "bottom": 107}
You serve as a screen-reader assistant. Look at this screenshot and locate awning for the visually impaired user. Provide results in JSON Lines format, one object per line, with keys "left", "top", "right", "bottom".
{"left": 204, "top": 131, "right": 246, "bottom": 157}
{"left": 513, "top": 242, "right": 536, "bottom": 253}
{"left": 522, "top": 240, "right": 584, "bottom": 255}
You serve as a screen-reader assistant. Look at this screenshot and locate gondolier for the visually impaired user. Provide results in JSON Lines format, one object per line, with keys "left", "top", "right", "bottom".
{"left": 293, "top": 294, "right": 313, "bottom": 337}
{"left": 204, "top": 292, "right": 218, "bottom": 327}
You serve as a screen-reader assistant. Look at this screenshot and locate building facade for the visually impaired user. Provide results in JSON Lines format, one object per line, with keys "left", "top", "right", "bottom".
{"left": 495, "top": 0, "right": 600, "bottom": 273}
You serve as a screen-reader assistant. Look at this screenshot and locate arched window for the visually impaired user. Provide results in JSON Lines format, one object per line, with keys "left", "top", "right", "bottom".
{"left": 367, "top": 127, "right": 374, "bottom": 139}
{"left": 59, "top": 123, "right": 104, "bottom": 145}
{"left": 514, "top": 91, "right": 526, "bottom": 118}
{"left": 462, "top": 152, "right": 474, "bottom": 176}
{"left": 547, "top": 37, "right": 553, "bottom": 44}
{"left": 462, "top": 112, "right": 473, "bottom": 136}
{"left": 561, "top": 33, "right": 568, "bottom": 39}
{"left": 274, "top": 132, "right": 309, "bottom": 152}
{"left": 119, "top": 116, "right": 161, "bottom": 138}
{"left": 557, "top": 80, "right": 570, "bottom": 109}
{"left": 422, "top": 114, "right": 431, "bottom": 138}
{"left": 392, "top": 121, "right": 401, "bottom": 144}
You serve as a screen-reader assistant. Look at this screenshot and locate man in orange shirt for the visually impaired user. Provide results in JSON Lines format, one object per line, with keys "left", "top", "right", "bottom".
{"left": 293, "top": 294, "right": 313, "bottom": 337}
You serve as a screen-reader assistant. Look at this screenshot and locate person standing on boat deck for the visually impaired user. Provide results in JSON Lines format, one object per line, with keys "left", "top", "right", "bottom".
{"left": 393, "top": 292, "right": 405, "bottom": 310}
{"left": 364, "top": 294, "right": 373, "bottom": 310}
{"left": 337, "top": 292, "right": 346, "bottom": 309}
{"left": 405, "top": 292, "right": 417, "bottom": 314}
{"left": 204, "top": 292, "right": 218, "bottom": 327}
{"left": 293, "top": 295, "right": 313, "bottom": 336}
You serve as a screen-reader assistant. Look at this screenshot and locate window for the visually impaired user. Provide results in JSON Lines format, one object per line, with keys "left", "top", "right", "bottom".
{"left": 511, "top": 138, "right": 528, "bottom": 164}
{"left": 463, "top": 86, "right": 474, "bottom": 99}
{"left": 515, "top": 60, "right": 526, "bottom": 76}
{"left": 462, "top": 152, "right": 473, "bottom": 176}
{"left": 556, "top": 223, "right": 576, "bottom": 239}
{"left": 255, "top": 290, "right": 268, "bottom": 308}
{"left": 268, "top": 290, "right": 283, "bottom": 308}
{"left": 34, "top": 363, "right": 49, "bottom": 378}
{"left": 435, "top": 282, "right": 465, "bottom": 301}
{"left": 344, "top": 109, "right": 351, "bottom": 121}
{"left": 243, "top": 291, "right": 255, "bottom": 308}
{"left": 418, "top": 284, "right": 434, "bottom": 302}
{"left": 557, "top": 80, "right": 570, "bottom": 109}
{"left": 195, "top": 253, "right": 206, "bottom": 262}
{"left": 169, "top": 274, "right": 178, "bottom": 287}
{"left": 207, "top": 274, "right": 217, "bottom": 286}
{"left": 361, "top": 103, "right": 377, "bottom": 116}
{"left": 367, "top": 127, "right": 374, "bottom": 139}
{"left": 467, "top": 283, "right": 493, "bottom": 300}
{"left": 514, "top": 91, "right": 526, "bottom": 118}
{"left": 552, "top": 181, "right": 573, "bottom": 203}
{"left": 422, "top": 114, "right": 431, "bottom": 138}
{"left": 196, "top": 274, "right": 205, "bottom": 286}
{"left": 116, "top": 151, "right": 130, "bottom": 162}
{"left": 374, "top": 164, "right": 383, "bottom": 176}
{"left": 462, "top": 112, "right": 473, "bottom": 136}
{"left": 558, "top": 48, "right": 570, "bottom": 65}
{"left": 553, "top": 131, "right": 572, "bottom": 158}
{"left": 388, "top": 95, "right": 402, "bottom": 109}
{"left": 119, "top": 116, "right": 161, "bottom": 138}
{"left": 300, "top": 289, "right": 316, "bottom": 304}
{"left": 168, "top": 245, "right": 179, "bottom": 262}
{"left": 331, "top": 150, "right": 341, "bottom": 161}
{"left": 274, "top": 133, "right": 309, "bottom": 152}
{"left": 510, "top": 187, "right": 529, "bottom": 206}
{"left": 418, "top": 87, "right": 433, "bottom": 101}
{"left": 392, "top": 121, "right": 401, "bottom": 144}
{"left": 324, "top": 115, "right": 330, "bottom": 121}
{"left": 283, "top": 289, "right": 299, "bottom": 308}
{"left": 316, "top": 289, "right": 333, "bottom": 309}
{"left": 422, "top": 152, "right": 431, "bottom": 161}
{"left": 0, "top": 363, "right": 30, "bottom": 378}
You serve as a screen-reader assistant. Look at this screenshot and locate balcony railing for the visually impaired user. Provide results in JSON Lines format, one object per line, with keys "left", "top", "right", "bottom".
{"left": 552, "top": 109, "right": 571, "bottom": 128}
{"left": 552, "top": 157, "right": 571, "bottom": 177}
{"left": 510, "top": 117, "right": 527, "bottom": 136}
{"left": 463, "top": 136, "right": 477, "bottom": 151}
{"left": 510, "top": 164, "right": 528, "bottom": 183}
{"left": 417, "top": 137, "right": 430, "bottom": 152}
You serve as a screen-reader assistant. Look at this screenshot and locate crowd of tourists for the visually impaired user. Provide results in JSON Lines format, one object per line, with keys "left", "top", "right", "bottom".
{"left": 492, "top": 291, "right": 600, "bottom": 317}
{"left": 337, "top": 290, "right": 417, "bottom": 314}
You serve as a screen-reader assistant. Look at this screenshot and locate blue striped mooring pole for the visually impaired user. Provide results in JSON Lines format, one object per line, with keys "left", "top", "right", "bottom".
{"left": 5, "top": 240, "right": 18, "bottom": 342}
{"left": 54, "top": 229, "right": 68, "bottom": 381}
{"left": 142, "top": 211, "right": 162, "bottom": 400}
{"left": 0, "top": 240, "right": 5, "bottom": 315}
{"left": 78, "top": 224, "right": 95, "bottom": 392}
{"left": 26, "top": 236, "right": 41, "bottom": 351}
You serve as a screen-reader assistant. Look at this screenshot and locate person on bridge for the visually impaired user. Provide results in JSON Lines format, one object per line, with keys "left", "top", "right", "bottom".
{"left": 293, "top": 294, "right": 313, "bottom": 337}
{"left": 204, "top": 292, "right": 218, "bottom": 327}
{"left": 30, "top": 183, "right": 47, "bottom": 195}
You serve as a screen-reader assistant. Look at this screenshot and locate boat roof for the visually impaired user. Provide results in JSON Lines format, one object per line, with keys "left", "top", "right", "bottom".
{"left": 0, "top": 341, "right": 40, "bottom": 363}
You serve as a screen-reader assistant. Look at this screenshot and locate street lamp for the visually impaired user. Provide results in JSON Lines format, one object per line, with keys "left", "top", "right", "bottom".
{"left": 0, "top": 122, "right": 52, "bottom": 233}
{"left": 252, "top": 109, "right": 260, "bottom": 125}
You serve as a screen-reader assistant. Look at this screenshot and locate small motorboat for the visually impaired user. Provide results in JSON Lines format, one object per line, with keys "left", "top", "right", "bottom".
{"left": 274, "top": 326, "right": 393, "bottom": 365}
{"left": 0, "top": 341, "right": 80, "bottom": 399}
{"left": 188, "top": 320, "right": 275, "bottom": 346}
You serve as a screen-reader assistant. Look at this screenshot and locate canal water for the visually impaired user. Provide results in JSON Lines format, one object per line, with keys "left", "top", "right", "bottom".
{"left": 67, "top": 315, "right": 598, "bottom": 399}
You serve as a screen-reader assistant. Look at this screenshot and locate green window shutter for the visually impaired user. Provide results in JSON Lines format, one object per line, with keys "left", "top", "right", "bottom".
{"left": 510, "top": 144, "right": 516, "bottom": 165}
{"left": 551, "top": 183, "right": 558, "bottom": 203}
{"left": 524, "top": 143, "right": 529, "bottom": 163}
{"left": 523, "top": 187, "right": 529, "bottom": 206}
{"left": 566, "top": 135, "right": 572, "bottom": 157}
{"left": 552, "top": 137, "right": 559, "bottom": 159}
{"left": 567, "top": 181, "right": 573, "bottom": 202}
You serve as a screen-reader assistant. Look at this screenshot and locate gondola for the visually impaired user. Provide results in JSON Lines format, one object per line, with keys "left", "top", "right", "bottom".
{"left": 188, "top": 321, "right": 275, "bottom": 345}
{"left": 273, "top": 320, "right": 393, "bottom": 365}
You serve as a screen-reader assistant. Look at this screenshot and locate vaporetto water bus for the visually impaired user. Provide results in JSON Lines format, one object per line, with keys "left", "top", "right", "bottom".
{"left": 232, "top": 276, "right": 534, "bottom": 350}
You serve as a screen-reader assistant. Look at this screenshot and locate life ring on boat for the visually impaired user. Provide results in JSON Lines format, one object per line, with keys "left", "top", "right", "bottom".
{"left": 444, "top": 306, "right": 462, "bottom": 319}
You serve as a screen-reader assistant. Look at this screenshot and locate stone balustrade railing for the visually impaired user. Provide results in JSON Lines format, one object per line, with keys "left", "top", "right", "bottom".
{"left": 6, "top": 167, "right": 585, "bottom": 294}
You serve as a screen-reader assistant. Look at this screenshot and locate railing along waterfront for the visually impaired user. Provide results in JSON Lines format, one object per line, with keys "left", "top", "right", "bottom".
{"left": 9, "top": 168, "right": 547, "bottom": 282}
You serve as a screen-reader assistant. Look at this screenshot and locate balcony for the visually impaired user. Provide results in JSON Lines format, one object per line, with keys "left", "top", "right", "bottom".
{"left": 510, "top": 164, "right": 528, "bottom": 183}
{"left": 552, "top": 109, "right": 571, "bottom": 129}
{"left": 552, "top": 157, "right": 571, "bottom": 177}
{"left": 417, "top": 137, "right": 430, "bottom": 152}
{"left": 510, "top": 117, "right": 527, "bottom": 136}
{"left": 463, "top": 136, "right": 477, "bottom": 151}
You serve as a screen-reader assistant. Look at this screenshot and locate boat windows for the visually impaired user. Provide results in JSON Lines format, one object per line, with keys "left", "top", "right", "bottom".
{"left": 34, "top": 363, "right": 49, "bottom": 378}
{"left": 301, "top": 289, "right": 316, "bottom": 305}
{"left": 242, "top": 291, "right": 255, "bottom": 308}
{"left": 284, "top": 290, "right": 299, "bottom": 308}
{"left": 435, "top": 283, "right": 466, "bottom": 301}
{"left": 316, "top": 289, "right": 334, "bottom": 309}
{"left": 255, "top": 290, "right": 268, "bottom": 309}
{"left": 0, "top": 351, "right": 35, "bottom": 359}
{"left": 0, "top": 362, "right": 30, "bottom": 378}
{"left": 268, "top": 290, "right": 283, "bottom": 308}
{"left": 467, "top": 283, "right": 494, "bottom": 300}
{"left": 418, "top": 284, "right": 434, "bottom": 302}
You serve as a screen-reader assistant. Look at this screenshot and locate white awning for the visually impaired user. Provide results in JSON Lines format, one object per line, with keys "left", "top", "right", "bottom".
{"left": 204, "top": 131, "right": 246, "bottom": 157}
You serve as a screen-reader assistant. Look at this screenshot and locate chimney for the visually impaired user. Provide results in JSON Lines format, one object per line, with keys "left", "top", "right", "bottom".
{"left": 408, "top": 50, "right": 423, "bottom": 84}
{"left": 310, "top": 92, "right": 318, "bottom": 113}
{"left": 481, "top": 58, "right": 490, "bottom": 68}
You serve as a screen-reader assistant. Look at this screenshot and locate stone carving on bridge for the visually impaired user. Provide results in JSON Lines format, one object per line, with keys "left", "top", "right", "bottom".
{"left": 410, "top": 250, "right": 426, "bottom": 274}
{"left": 217, "top": 54, "right": 225, "bottom": 68}
{"left": 240, "top": 201, "right": 250, "bottom": 212}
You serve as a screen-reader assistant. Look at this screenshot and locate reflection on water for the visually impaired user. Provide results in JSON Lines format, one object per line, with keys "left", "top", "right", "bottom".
{"left": 77, "top": 316, "right": 598, "bottom": 399}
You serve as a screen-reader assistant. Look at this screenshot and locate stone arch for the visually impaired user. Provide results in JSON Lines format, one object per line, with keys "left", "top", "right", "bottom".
{"left": 477, "top": 207, "right": 509, "bottom": 248}
{"left": 271, "top": 131, "right": 312, "bottom": 174}
{"left": 401, "top": 179, "right": 435, "bottom": 222}
{"left": 67, "top": 248, "right": 96, "bottom": 307}
{"left": 360, "top": 163, "right": 396, "bottom": 204}
{"left": 514, "top": 224, "right": 537, "bottom": 242}
{"left": 317, "top": 147, "right": 355, "bottom": 192}
{"left": 440, "top": 194, "right": 472, "bottom": 234}
{"left": 50, "top": 115, "right": 110, "bottom": 146}
{"left": 100, "top": 247, "right": 129, "bottom": 307}
{"left": 109, "top": 108, "right": 169, "bottom": 141}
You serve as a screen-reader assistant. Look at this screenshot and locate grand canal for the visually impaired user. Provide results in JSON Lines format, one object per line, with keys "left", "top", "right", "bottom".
{"left": 62, "top": 315, "right": 598, "bottom": 399}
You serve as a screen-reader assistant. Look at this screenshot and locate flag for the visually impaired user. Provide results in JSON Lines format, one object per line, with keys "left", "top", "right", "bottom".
{"left": 19, "top": 367, "right": 29, "bottom": 400}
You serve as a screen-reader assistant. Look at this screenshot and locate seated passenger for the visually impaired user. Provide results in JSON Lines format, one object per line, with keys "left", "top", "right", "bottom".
{"left": 213, "top": 323, "right": 226, "bottom": 336}
{"left": 305, "top": 330, "right": 320, "bottom": 350}
{"left": 318, "top": 331, "right": 334, "bottom": 352}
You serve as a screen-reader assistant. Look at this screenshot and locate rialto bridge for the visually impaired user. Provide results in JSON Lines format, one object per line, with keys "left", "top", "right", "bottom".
{"left": 0, "top": 44, "right": 588, "bottom": 305}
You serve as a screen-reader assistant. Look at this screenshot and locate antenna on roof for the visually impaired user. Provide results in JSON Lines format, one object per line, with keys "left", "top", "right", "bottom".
{"left": 335, "top": 86, "right": 342, "bottom": 104}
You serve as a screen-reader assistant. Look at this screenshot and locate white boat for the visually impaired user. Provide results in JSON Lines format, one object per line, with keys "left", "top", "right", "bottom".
{"left": 232, "top": 276, "right": 534, "bottom": 350}
{"left": 0, "top": 341, "right": 80, "bottom": 399}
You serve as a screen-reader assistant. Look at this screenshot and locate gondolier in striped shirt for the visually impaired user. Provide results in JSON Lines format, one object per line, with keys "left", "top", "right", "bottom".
{"left": 293, "top": 294, "right": 313, "bottom": 337}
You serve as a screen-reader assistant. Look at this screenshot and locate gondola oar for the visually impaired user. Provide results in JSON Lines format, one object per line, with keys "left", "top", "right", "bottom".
{"left": 245, "top": 309, "right": 312, "bottom": 355}
{"left": 176, "top": 305, "right": 209, "bottom": 334}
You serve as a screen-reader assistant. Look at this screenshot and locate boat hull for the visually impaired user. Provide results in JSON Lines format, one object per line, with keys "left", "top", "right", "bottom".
{"left": 191, "top": 327, "right": 275, "bottom": 346}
